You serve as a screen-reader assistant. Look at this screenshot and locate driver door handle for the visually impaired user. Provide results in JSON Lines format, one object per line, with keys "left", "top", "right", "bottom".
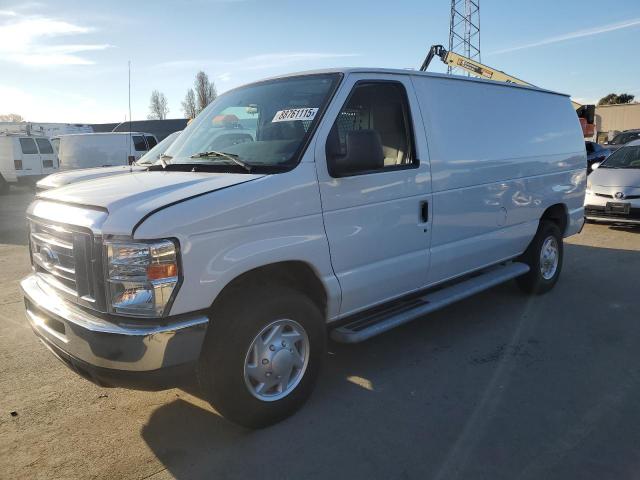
{"left": 420, "top": 200, "right": 429, "bottom": 223}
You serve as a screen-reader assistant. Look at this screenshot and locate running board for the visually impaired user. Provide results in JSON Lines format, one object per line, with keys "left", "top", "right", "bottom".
{"left": 330, "top": 262, "right": 530, "bottom": 343}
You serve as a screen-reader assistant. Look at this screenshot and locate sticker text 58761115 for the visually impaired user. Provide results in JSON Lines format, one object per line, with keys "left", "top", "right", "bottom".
{"left": 272, "top": 108, "right": 318, "bottom": 123}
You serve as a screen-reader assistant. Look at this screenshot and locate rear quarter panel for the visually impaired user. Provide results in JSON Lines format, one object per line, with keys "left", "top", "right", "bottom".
{"left": 411, "top": 74, "right": 585, "bottom": 283}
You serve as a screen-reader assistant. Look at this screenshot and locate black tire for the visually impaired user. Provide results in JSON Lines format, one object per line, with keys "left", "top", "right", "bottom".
{"left": 197, "top": 285, "right": 326, "bottom": 428}
{"left": 516, "top": 220, "right": 563, "bottom": 294}
{"left": 0, "top": 175, "right": 9, "bottom": 195}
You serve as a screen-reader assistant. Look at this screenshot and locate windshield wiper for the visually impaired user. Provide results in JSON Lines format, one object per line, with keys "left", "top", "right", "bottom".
{"left": 190, "top": 150, "right": 252, "bottom": 172}
{"left": 157, "top": 153, "right": 173, "bottom": 169}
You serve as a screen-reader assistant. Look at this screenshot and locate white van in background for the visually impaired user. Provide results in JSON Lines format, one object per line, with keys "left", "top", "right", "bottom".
{"left": 37, "top": 130, "right": 182, "bottom": 191}
{"left": 57, "top": 132, "right": 158, "bottom": 170}
{"left": 0, "top": 134, "right": 58, "bottom": 193}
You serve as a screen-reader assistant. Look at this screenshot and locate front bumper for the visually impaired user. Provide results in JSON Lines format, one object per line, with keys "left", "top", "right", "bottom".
{"left": 585, "top": 191, "right": 640, "bottom": 224}
{"left": 21, "top": 274, "right": 209, "bottom": 389}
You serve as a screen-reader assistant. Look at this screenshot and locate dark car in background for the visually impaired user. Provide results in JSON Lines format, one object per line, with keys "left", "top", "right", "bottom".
{"left": 586, "top": 141, "right": 611, "bottom": 174}
{"left": 603, "top": 130, "right": 640, "bottom": 152}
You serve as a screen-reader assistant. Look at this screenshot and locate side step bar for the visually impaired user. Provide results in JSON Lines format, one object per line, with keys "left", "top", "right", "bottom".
{"left": 330, "top": 262, "right": 530, "bottom": 343}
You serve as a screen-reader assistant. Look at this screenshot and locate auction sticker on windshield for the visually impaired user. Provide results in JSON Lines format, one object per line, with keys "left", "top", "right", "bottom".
{"left": 272, "top": 108, "right": 318, "bottom": 122}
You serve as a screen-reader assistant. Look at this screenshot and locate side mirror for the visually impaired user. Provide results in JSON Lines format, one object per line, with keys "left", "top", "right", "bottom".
{"left": 591, "top": 162, "right": 601, "bottom": 170}
{"left": 326, "top": 129, "right": 384, "bottom": 177}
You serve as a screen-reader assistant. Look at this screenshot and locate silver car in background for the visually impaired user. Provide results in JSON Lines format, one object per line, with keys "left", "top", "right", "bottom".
{"left": 585, "top": 139, "right": 640, "bottom": 224}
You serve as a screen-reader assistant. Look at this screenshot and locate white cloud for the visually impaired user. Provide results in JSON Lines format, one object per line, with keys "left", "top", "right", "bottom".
{"left": 490, "top": 17, "right": 640, "bottom": 55}
{"left": 0, "top": 10, "right": 17, "bottom": 16}
{"left": 0, "top": 15, "right": 111, "bottom": 66}
{"left": 0, "top": 83, "right": 118, "bottom": 123}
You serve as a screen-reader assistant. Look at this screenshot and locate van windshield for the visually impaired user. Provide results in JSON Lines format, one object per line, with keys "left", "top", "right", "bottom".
{"left": 165, "top": 73, "right": 341, "bottom": 172}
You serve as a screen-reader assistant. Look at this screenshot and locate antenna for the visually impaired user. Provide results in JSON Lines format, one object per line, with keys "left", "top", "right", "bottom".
{"left": 448, "top": 0, "right": 480, "bottom": 75}
{"left": 128, "top": 60, "right": 132, "bottom": 160}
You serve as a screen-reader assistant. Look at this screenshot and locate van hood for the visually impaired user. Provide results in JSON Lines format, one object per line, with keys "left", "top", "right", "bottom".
{"left": 36, "top": 170, "right": 264, "bottom": 235}
{"left": 37, "top": 165, "right": 147, "bottom": 190}
{"left": 591, "top": 168, "right": 640, "bottom": 187}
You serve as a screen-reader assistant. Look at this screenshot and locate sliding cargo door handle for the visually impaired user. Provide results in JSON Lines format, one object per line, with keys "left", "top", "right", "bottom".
{"left": 420, "top": 200, "right": 429, "bottom": 223}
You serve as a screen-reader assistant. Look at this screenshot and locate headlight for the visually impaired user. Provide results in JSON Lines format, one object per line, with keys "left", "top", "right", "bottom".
{"left": 104, "top": 239, "right": 180, "bottom": 317}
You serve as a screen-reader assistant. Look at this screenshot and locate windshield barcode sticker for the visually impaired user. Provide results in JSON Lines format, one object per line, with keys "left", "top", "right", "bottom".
{"left": 272, "top": 108, "right": 318, "bottom": 123}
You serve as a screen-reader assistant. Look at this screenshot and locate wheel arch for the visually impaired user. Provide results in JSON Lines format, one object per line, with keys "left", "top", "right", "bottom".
{"left": 210, "top": 260, "right": 330, "bottom": 320}
{"left": 540, "top": 203, "right": 568, "bottom": 235}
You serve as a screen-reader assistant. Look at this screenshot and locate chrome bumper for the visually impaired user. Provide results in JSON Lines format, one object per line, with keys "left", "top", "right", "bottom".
{"left": 21, "top": 274, "right": 209, "bottom": 372}
{"left": 585, "top": 215, "right": 640, "bottom": 224}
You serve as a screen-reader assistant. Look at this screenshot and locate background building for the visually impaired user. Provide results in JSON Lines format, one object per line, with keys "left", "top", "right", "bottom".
{"left": 595, "top": 103, "right": 640, "bottom": 142}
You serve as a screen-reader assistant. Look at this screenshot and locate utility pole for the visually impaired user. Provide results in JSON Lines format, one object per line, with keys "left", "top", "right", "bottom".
{"left": 448, "top": 0, "right": 480, "bottom": 75}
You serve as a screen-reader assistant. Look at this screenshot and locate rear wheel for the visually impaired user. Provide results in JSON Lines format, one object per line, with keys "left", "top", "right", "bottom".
{"left": 516, "top": 220, "right": 563, "bottom": 294}
{"left": 197, "top": 285, "right": 326, "bottom": 428}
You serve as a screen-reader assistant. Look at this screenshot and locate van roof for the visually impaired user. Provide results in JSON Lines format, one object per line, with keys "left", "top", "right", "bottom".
{"left": 253, "top": 68, "right": 571, "bottom": 98}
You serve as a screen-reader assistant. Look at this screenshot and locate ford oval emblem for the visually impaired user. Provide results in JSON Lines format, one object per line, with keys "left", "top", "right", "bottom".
{"left": 40, "top": 246, "right": 60, "bottom": 269}
{"left": 614, "top": 192, "right": 625, "bottom": 200}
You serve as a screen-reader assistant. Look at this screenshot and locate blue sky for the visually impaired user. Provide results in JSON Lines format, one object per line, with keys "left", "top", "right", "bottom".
{"left": 1, "top": 0, "right": 639, "bottom": 123}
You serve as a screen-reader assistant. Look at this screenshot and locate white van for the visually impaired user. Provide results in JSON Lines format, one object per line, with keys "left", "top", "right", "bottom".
{"left": 0, "top": 134, "right": 58, "bottom": 193}
{"left": 57, "top": 132, "right": 158, "bottom": 170}
{"left": 36, "top": 130, "right": 182, "bottom": 191}
{"left": 21, "top": 69, "right": 585, "bottom": 428}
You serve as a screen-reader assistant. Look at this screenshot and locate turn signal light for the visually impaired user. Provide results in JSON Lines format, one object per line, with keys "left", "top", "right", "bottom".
{"left": 147, "top": 263, "right": 178, "bottom": 280}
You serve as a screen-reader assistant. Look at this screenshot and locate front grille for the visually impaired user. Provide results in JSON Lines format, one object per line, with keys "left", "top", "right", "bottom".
{"left": 585, "top": 205, "right": 640, "bottom": 220}
{"left": 594, "top": 192, "right": 640, "bottom": 200}
{"left": 29, "top": 218, "right": 105, "bottom": 311}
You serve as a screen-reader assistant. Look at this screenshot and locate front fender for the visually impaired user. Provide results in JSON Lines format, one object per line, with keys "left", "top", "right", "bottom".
{"left": 132, "top": 164, "right": 341, "bottom": 320}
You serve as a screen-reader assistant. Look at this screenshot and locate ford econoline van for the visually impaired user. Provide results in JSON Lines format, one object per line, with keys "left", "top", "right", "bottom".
{"left": 0, "top": 134, "right": 58, "bottom": 193}
{"left": 21, "top": 69, "right": 586, "bottom": 427}
{"left": 57, "top": 132, "right": 158, "bottom": 170}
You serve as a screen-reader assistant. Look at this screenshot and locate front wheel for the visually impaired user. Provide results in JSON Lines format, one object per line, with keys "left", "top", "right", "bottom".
{"left": 197, "top": 285, "right": 326, "bottom": 428}
{"left": 516, "top": 220, "right": 563, "bottom": 294}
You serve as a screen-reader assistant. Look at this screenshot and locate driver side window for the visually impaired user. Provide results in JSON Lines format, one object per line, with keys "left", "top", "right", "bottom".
{"left": 326, "top": 81, "right": 415, "bottom": 177}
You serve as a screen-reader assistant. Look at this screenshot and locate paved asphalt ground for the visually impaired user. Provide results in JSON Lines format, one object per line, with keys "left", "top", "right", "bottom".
{"left": 1, "top": 187, "right": 639, "bottom": 480}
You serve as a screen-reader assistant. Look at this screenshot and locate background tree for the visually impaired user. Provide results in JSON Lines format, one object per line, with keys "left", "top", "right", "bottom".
{"left": 194, "top": 71, "right": 217, "bottom": 113}
{"left": 0, "top": 113, "right": 24, "bottom": 122}
{"left": 181, "top": 88, "right": 197, "bottom": 119}
{"left": 147, "top": 90, "right": 169, "bottom": 120}
{"left": 598, "top": 93, "right": 636, "bottom": 106}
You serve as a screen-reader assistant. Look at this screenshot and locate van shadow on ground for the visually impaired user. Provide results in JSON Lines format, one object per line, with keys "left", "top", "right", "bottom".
{"left": 141, "top": 243, "right": 640, "bottom": 480}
